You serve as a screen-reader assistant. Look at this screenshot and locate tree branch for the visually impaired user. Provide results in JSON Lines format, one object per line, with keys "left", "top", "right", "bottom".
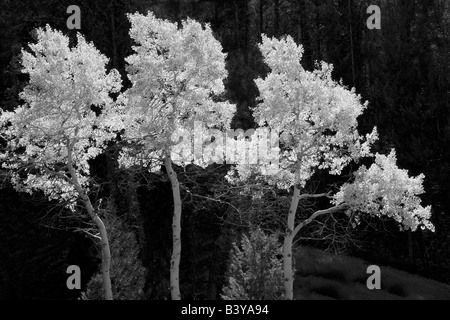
{"left": 292, "top": 204, "right": 348, "bottom": 240}
{"left": 298, "top": 191, "right": 332, "bottom": 200}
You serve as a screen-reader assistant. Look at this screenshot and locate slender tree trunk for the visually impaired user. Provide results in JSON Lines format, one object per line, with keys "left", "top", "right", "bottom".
{"left": 206, "top": 264, "right": 217, "bottom": 300}
{"left": 234, "top": 0, "right": 240, "bottom": 49}
{"left": 284, "top": 189, "right": 348, "bottom": 300}
{"left": 92, "top": 212, "right": 113, "bottom": 300}
{"left": 297, "top": 0, "right": 303, "bottom": 44}
{"left": 214, "top": 1, "right": 219, "bottom": 29}
{"left": 274, "top": 0, "right": 280, "bottom": 37}
{"left": 348, "top": 0, "right": 356, "bottom": 87}
{"left": 284, "top": 185, "right": 301, "bottom": 300}
{"left": 110, "top": 0, "right": 118, "bottom": 69}
{"left": 78, "top": 195, "right": 112, "bottom": 300}
{"left": 259, "top": 0, "right": 264, "bottom": 37}
{"left": 244, "top": 0, "right": 250, "bottom": 63}
{"left": 165, "top": 153, "right": 182, "bottom": 300}
{"left": 67, "top": 143, "right": 113, "bottom": 300}
{"left": 315, "top": 3, "right": 321, "bottom": 60}
{"left": 174, "top": 0, "right": 182, "bottom": 25}
{"left": 408, "top": 230, "right": 414, "bottom": 260}
{"left": 206, "top": 234, "right": 221, "bottom": 300}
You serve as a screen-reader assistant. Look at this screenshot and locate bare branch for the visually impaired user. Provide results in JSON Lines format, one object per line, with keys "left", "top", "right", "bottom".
{"left": 292, "top": 204, "right": 348, "bottom": 240}
{"left": 298, "top": 191, "right": 332, "bottom": 200}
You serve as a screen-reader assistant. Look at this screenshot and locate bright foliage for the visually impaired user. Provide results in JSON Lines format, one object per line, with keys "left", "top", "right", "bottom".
{"left": 333, "top": 150, "right": 434, "bottom": 231}
{"left": 0, "top": 26, "right": 122, "bottom": 209}
{"left": 228, "top": 35, "right": 433, "bottom": 232}
{"left": 118, "top": 12, "right": 235, "bottom": 169}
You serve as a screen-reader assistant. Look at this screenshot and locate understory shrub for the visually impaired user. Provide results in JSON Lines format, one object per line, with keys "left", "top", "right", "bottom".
{"left": 221, "top": 227, "right": 284, "bottom": 300}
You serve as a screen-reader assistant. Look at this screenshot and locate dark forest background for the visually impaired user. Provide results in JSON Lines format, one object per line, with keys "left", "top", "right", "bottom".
{"left": 0, "top": 0, "right": 449, "bottom": 299}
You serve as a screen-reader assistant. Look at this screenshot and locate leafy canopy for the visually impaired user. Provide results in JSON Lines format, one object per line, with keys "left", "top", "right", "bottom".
{"left": 227, "top": 35, "right": 433, "bottom": 232}
{"left": 229, "top": 35, "right": 378, "bottom": 189}
{"left": 333, "top": 150, "right": 434, "bottom": 231}
{"left": 118, "top": 12, "right": 235, "bottom": 169}
{"left": 0, "top": 26, "right": 122, "bottom": 208}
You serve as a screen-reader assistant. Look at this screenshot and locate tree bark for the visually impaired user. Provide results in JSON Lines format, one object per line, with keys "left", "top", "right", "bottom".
{"left": 234, "top": 0, "right": 240, "bottom": 49}
{"left": 110, "top": 0, "right": 118, "bottom": 69}
{"left": 244, "top": 0, "right": 250, "bottom": 63}
{"left": 296, "top": 0, "right": 303, "bottom": 44}
{"left": 408, "top": 230, "right": 414, "bottom": 260}
{"left": 206, "top": 265, "right": 217, "bottom": 300}
{"left": 92, "top": 213, "right": 113, "bottom": 300}
{"left": 348, "top": 0, "right": 356, "bottom": 87}
{"left": 259, "top": 0, "right": 264, "bottom": 37}
{"left": 274, "top": 0, "right": 280, "bottom": 37}
{"left": 67, "top": 142, "right": 113, "bottom": 300}
{"left": 165, "top": 153, "right": 182, "bottom": 300}
{"left": 284, "top": 185, "right": 301, "bottom": 300}
{"left": 315, "top": 3, "right": 321, "bottom": 60}
{"left": 283, "top": 185, "right": 347, "bottom": 299}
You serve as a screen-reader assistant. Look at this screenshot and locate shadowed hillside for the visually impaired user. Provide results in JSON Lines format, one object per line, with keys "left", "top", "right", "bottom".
{"left": 294, "top": 246, "right": 450, "bottom": 300}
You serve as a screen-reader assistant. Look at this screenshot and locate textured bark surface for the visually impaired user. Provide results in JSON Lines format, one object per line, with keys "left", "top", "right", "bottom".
{"left": 68, "top": 143, "right": 113, "bottom": 300}
{"left": 165, "top": 154, "right": 182, "bottom": 300}
{"left": 284, "top": 185, "right": 301, "bottom": 300}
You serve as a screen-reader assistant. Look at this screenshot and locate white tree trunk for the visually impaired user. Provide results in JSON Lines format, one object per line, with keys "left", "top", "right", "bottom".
{"left": 284, "top": 185, "right": 301, "bottom": 300}
{"left": 165, "top": 154, "right": 182, "bottom": 300}
{"left": 92, "top": 213, "right": 113, "bottom": 300}
{"left": 67, "top": 143, "right": 113, "bottom": 300}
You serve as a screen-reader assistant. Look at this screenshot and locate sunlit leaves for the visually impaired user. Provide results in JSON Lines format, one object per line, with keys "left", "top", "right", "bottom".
{"left": 231, "top": 34, "right": 377, "bottom": 189}
{"left": 0, "top": 25, "right": 122, "bottom": 209}
{"left": 119, "top": 12, "right": 235, "bottom": 169}
{"left": 228, "top": 35, "right": 433, "bottom": 232}
{"left": 333, "top": 150, "right": 434, "bottom": 232}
